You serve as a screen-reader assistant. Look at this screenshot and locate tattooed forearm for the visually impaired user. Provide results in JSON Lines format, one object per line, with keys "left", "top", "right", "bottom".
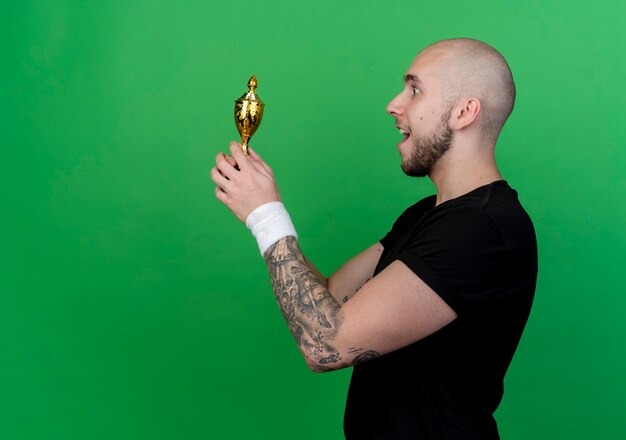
{"left": 352, "top": 350, "right": 380, "bottom": 365}
{"left": 264, "top": 236, "right": 382, "bottom": 371}
{"left": 264, "top": 236, "right": 345, "bottom": 369}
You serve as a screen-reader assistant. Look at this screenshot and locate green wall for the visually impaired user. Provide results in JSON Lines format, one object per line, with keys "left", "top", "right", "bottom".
{"left": 3, "top": 1, "right": 625, "bottom": 438}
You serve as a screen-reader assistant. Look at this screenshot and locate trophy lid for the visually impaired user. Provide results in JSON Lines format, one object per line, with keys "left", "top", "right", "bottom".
{"left": 237, "top": 75, "right": 263, "bottom": 103}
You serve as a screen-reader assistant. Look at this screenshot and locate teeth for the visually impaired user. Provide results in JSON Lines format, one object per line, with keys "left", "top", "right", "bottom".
{"left": 399, "top": 128, "right": 409, "bottom": 135}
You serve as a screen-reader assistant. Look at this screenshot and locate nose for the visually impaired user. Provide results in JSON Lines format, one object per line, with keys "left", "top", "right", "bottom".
{"left": 386, "top": 92, "right": 404, "bottom": 117}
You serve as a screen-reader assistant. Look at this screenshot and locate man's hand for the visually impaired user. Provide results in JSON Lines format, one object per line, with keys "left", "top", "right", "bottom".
{"left": 211, "top": 142, "right": 281, "bottom": 222}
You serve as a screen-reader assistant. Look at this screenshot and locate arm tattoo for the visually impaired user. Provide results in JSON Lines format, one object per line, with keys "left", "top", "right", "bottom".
{"left": 264, "top": 236, "right": 380, "bottom": 370}
{"left": 265, "top": 237, "right": 344, "bottom": 366}
{"left": 352, "top": 350, "right": 380, "bottom": 365}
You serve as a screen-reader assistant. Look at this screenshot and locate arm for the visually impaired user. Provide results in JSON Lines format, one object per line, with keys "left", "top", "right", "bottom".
{"left": 211, "top": 143, "right": 457, "bottom": 371}
{"left": 211, "top": 142, "right": 383, "bottom": 304}
{"left": 264, "top": 236, "right": 456, "bottom": 372}
{"left": 298, "top": 243, "right": 383, "bottom": 304}
{"left": 327, "top": 242, "right": 384, "bottom": 304}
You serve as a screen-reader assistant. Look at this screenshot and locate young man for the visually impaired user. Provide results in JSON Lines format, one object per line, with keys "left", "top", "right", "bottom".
{"left": 211, "top": 38, "right": 537, "bottom": 439}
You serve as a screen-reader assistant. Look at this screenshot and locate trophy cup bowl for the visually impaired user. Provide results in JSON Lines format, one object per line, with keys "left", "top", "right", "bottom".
{"left": 234, "top": 75, "right": 264, "bottom": 155}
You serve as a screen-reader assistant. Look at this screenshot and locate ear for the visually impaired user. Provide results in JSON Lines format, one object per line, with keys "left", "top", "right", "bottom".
{"left": 449, "top": 97, "right": 481, "bottom": 130}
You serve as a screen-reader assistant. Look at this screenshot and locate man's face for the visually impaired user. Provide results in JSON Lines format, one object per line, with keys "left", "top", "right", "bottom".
{"left": 386, "top": 49, "right": 454, "bottom": 177}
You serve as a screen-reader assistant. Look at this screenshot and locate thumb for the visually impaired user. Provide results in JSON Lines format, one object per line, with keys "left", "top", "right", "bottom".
{"left": 248, "top": 147, "right": 273, "bottom": 175}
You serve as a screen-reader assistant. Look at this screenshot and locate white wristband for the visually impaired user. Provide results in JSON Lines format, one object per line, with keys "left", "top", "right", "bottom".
{"left": 245, "top": 201, "right": 298, "bottom": 256}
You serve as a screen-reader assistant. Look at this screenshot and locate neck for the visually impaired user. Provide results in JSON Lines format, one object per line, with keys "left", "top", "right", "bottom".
{"left": 429, "top": 144, "right": 503, "bottom": 206}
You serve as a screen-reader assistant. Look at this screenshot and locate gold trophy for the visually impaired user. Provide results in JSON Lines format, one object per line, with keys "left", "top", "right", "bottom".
{"left": 234, "top": 75, "right": 264, "bottom": 155}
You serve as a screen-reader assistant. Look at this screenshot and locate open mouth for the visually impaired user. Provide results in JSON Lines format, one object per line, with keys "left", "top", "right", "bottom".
{"left": 397, "top": 126, "right": 411, "bottom": 145}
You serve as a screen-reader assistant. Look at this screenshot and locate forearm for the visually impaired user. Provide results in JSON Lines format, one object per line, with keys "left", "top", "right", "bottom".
{"left": 303, "top": 255, "right": 328, "bottom": 289}
{"left": 327, "top": 242, "right": 384, "bottom": 303}
{"left": 209, "top": 147, "right": 376, "bottom": 370}
{"left": 264, "top": 236, "right": 345, "bottom": 372}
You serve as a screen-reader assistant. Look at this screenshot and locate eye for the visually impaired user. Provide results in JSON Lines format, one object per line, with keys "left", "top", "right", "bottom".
{"left": 411, "top": 86, "right": 421, "bottom": 96}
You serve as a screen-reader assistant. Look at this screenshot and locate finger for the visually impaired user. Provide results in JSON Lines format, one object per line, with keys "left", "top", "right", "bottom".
{"left": 247, "top": 147, "right": 273, "bottom": 175}
{"left": 216, "top": 155, "right": 239, "bottom": 180}
{"left": 215, "top": 152, "right": 225, "bottom": 165}
{"left": 216, "top": 152, "right": 239, "bottom": 176}
{"left": 247, "top": 146, "right": 264, "bottom": 161}
{"left": 243, "top": 152, "right": 266, "bottom": 174}
{"left": 247, "top": 146, "right": 265, "bottom": 164}
{"left": 215, "top": 153, "right": 228, "bottom": 177}
{"left": 211, "top": 166, "right": 232, "bottom": 190}
{"left": 224, "top": 154, "right": 237, "bottom": 168}
{"left": 216, "top": 151, "right": 238, "bottom": 167}
{"left": 215, "top": 185, "right": 229, "bottom": 204}
{"left": 229, "top": 141, "right": 251, "bottom": 170}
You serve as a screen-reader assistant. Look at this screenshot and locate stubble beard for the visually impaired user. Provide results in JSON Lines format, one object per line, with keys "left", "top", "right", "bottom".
{"left": 401, "top": 109, "right": 454, "bottom": 177}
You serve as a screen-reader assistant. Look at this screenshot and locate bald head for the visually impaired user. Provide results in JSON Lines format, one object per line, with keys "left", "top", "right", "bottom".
{"left": 422, "top": 38, "right": 516, "bottom": 142}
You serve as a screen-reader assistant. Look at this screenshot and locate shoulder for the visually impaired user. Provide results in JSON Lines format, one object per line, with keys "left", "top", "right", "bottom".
{"left": 395, "top": 194, "right": 437, "bottom": 224}
{"left": 403, "top": 181, "right": 537, "bottom": 281}
{"left": 424, "top": 180, "right": 535, "bottom": 242}
{"left": 400, "top": 183, "right": 537, "bottom": 312}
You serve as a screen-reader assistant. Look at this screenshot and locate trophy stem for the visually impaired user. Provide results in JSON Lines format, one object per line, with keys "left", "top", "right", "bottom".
{"left": 241, "top": 135, "right": 250, "bottom": 155}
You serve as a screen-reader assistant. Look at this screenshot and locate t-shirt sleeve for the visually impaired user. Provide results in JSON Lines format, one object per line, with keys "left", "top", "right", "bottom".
{"left": 380, "top": 198, "right": 434, "bottom": 249}
{"left": 379, "top": 212, "right": 407, "bottom": 249}
{"left": 379, "top": 230, "right": 393, "bottom": 249}
{"left": 397, "top": 208, "right": 513, "bottom": 315}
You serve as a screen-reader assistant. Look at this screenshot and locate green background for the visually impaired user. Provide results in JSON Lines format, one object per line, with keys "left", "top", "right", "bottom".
{"left": 2, "top": 1, "right": 625, "bottom": 438}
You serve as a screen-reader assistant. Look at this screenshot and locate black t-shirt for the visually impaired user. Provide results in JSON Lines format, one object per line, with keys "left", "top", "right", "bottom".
{"left": 344, "top": 181, "right": 538, "bottom": 440}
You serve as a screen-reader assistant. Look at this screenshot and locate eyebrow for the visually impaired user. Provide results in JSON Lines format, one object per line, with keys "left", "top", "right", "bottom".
{"left": 403, "top": 74, "right": 422, "bottom": 84}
